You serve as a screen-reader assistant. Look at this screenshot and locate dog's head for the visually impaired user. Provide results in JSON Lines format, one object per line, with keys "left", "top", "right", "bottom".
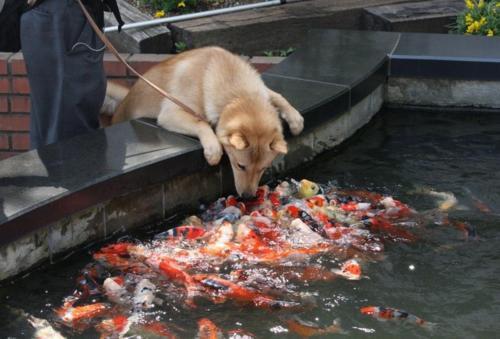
{"left": 217, "top": 97, "right": 287, "bottom": 198}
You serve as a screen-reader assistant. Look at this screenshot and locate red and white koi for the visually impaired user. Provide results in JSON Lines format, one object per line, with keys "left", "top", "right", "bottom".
{"left": 360, "top": 306, "right": 435, "bottom": 329}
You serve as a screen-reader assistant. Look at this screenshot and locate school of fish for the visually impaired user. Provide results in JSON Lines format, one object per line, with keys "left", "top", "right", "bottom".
{"left": 40, "top": 179, "right": 473, "bottom": 338}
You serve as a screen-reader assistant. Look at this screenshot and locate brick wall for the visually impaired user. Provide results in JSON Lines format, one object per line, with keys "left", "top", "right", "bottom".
{"left": 0, "top": 53, "right": 282, "bottom": 160}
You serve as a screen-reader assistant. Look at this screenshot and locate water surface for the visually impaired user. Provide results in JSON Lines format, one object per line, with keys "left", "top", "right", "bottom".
{"left": 1, "top": 109, "right": 499, "bottom": 338}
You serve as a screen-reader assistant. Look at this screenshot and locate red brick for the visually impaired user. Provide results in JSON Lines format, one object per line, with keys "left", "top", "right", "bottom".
{"left": 0, "top": 53, "right": 11, "bottom": 75}
{"left": 0, "top": 115, "right": 30, "bottom": 131}
{"left": 252, "top": 63, "right": 273, "bottom": 73}
{"left": 12, "top": 77, "right": 30, "bottom": 94}
{"left": 11, "top": 96, "right": 30, "bottom": 113}
{"left": 0, "top": 151, "right": 20, "bottom": 160}
{"left": 11, "top": 133, "right": 30, "bottom": 150}
{"left": 127, "top": 54, "right": 171, "bottom": 75}
{"left": 0, "top": 134, "right": 9, "bottom": 149}
{"left": 9, "top": 53, "right": 27, "bottom": 75}
{"left": 0, "top": 77, "right": 10, "bottom": 93}
{"left": 103, "top": 53, "right": 129, "bottom": 76}
{"left": 0, "top": 96, "right": 8, "bottom": 113}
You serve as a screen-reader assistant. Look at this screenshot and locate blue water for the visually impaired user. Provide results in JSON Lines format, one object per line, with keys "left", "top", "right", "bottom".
{"left": 0, "top": 108, "right": 499, "bottom": 338}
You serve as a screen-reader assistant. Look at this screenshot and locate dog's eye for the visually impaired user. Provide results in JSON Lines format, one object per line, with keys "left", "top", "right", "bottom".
{"left": 237, "top": 163, "right": 246, "bottom": 171}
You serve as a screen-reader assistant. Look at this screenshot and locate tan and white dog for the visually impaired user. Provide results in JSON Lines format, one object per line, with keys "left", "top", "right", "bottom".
{"left": 103, "top": 47, "right": 304, "bottom": 197}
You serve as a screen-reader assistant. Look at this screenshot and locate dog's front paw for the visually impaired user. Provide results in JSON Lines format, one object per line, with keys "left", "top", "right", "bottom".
{"left": 287, "top": 111, "right": 304, "bottom": 136}
{"left": 203, "top": 140, "right": 223, "bottom": 166}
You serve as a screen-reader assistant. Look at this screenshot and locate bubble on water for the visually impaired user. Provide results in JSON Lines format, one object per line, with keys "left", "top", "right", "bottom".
{"left": 235, "top": 322, "right": 242, "bottom": 326}
{"left": 409, "top": 264, "right": 415, "bottom": 271}
{"left": 269, "top": 325, "right": 288, "bottom": 333}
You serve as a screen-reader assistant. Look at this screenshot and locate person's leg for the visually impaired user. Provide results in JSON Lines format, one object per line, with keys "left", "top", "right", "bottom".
{"left": 20, "top": 0, "right": 106, "bottom": 149}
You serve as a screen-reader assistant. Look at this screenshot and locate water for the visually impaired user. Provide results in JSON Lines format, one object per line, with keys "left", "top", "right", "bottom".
{"left": 1, "top": 109, "right": 500, "bottom": 338}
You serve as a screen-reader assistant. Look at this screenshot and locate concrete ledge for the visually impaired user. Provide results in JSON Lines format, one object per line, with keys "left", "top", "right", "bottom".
{"left": 0, "top": 83, "right": 384, "bottom": 281}
{"left": 386, "top": 78, "right": 500, "bottom": 109}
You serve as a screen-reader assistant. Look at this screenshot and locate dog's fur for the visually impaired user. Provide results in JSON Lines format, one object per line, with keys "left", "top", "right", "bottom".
{"left": 103, "top": 47, "right": 304, "bottom": 196}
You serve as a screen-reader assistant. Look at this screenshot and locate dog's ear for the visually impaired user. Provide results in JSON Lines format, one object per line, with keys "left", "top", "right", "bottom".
{"left": 271, "top": 138, "right": 288, "bottom": 154}
{"left": 228, "top": 133, "right": 249, "bottom": 150}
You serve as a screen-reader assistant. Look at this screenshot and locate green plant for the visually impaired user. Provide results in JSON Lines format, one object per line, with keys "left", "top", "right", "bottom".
{"left": 262, "top": 47, "right": 295, "bottom": 57}
{"left": 454, "top": 0, "right": 500, "bottom": 36}
{"left": 144, "top": 0, "right": 198, "bottom": 13}
{"left": 174, "top": 41, "right": 188, "bottom": 53}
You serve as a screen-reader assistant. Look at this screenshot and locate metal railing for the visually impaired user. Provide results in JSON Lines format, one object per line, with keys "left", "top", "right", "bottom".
{"left": 104, "top": 0, "right": 287, "bottom": 33}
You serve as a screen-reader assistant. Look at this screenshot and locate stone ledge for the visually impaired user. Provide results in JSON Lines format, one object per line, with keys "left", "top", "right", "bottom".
{"left": 363, "top": 0, "right": 464, "bottom": 33}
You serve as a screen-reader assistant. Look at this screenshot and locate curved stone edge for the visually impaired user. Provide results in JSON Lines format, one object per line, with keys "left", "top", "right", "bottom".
{"left": 0, "top": 84, "right": 384, "bottom": 281}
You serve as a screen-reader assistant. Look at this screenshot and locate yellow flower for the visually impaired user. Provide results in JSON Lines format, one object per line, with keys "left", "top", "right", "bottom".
{"left": 497, "top": 2, "right": 500, "bottom": 7}
{"left": 487, "top": 29, "right": 495, "bottom": 36}
{"left": 154, "top": 10, "right": 165, "bottom": 18}
{"left": 465, "top": 0, "right": 475, "bottom": 9}
{"left": 465, "top": 13, "right": 473, "bottom": 25}
{"left": 177, "top": 1, "right": 186, "bottom": 8}
{"left": 478, "top": 0, "right": 485, "bottom": 9}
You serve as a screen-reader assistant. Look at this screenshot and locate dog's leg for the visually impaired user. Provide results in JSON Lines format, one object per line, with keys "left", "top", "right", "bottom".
{"left": 267, "top": 89, "right": 304, "bottom": 135}
{"left": 157, "top": 102, "right": 223, "bottom": 166}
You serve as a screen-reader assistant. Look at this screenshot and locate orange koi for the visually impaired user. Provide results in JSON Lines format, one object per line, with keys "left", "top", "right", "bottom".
{"left": 331, "top": 259, "right": 363, "bottom": 280}
{"left": 141, "top": 322, "right": 177, "bottom": 338}
{"left": 197, "top": 318, "right": 223, "bottom": 339}
{"left": 95, "top": 315, "right": 129, "bottom": 338}
{"left": 56, "top": 300, "right": 109, "bottom": 329}
{"left": 158, "top": 258, "right": 199, "bottom": 307}
{"left": 162, "top": 225, "right": 207, "bottom": 241}
{"left": 194, "top": 275, "right": 300, "bottom": 310}
{"left": 451, "top": 220, "right": 478, "bottom": 240}
{"left": 368, "top": 216, "right": 417, "bottom": 242}
{"left": 284, "top": 316, "right": 344, "bottom": 337}
{"left": 360, "top": 306, "right": 435, "bottom": 328}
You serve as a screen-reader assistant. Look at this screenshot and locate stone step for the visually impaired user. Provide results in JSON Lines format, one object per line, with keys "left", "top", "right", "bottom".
{"left": 362, "top": 0, "right": 465, "bottom": 33}
{"left": 169, "top": 0, "right": 417, "bottom": 55}
{"left": 104, "top": 0, "right": 172, "bottom": 53}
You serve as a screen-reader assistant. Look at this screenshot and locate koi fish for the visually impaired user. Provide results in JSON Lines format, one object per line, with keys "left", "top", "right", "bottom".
{"left": 95, "top": 315, "right": 131, "bottom": 338}
{"left": 103, "top": 276, "right": 127, "bottom": 304}
{"left": 331, "top": 259, "right": 363, "bottom": 280}
{"left": 283, "top": 315, "right": 344, "bottom": 337}
{"left": 194, "top": 274, "right": 300, "bottom": 310}
{"left": 158, "top": 225, "right": 207, "bottom": 241}
{"left": 451, "top": 220, "right": 478, "bottom": 241}
{"left": 423, "top": 190, "right": 458, "bottom": 211}
{"left": 56, "top": 299, "right": 109, "bottom": 329}
{"left": 197, "top": 318, "right": 223, "bottom": 339}
{"left": 360, "top": 306, "right": 435, "bottom": 329}
{"left": 367, "top": 216, "right": 417, "bottom": 242}
{"left": 465, "top": 190, "right": 492, "bottom": 214}
{"left": 133, "top": 278, "right": 156, "bottom": 309}
{"left": 297, "top": 179, "right": 320, "bottom": 198}
{"left": 28, "top": 315, "right": 66, "bottom": 339}
{"left": 140, "top": 322, "right": 177, "bottom": 338}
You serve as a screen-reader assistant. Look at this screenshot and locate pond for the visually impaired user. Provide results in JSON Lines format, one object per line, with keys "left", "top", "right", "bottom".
{"left": 0, "top": 108, "right": 499, "bottom": 338}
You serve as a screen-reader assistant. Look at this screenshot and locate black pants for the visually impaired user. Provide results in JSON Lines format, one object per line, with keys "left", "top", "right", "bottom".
{"left": 20, "top": 0, "right": 106, "bottom": 149}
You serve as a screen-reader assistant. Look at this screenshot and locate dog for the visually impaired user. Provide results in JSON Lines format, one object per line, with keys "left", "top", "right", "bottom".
{"left": 103, "top": 47, "right": 304, "bottom": 197}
